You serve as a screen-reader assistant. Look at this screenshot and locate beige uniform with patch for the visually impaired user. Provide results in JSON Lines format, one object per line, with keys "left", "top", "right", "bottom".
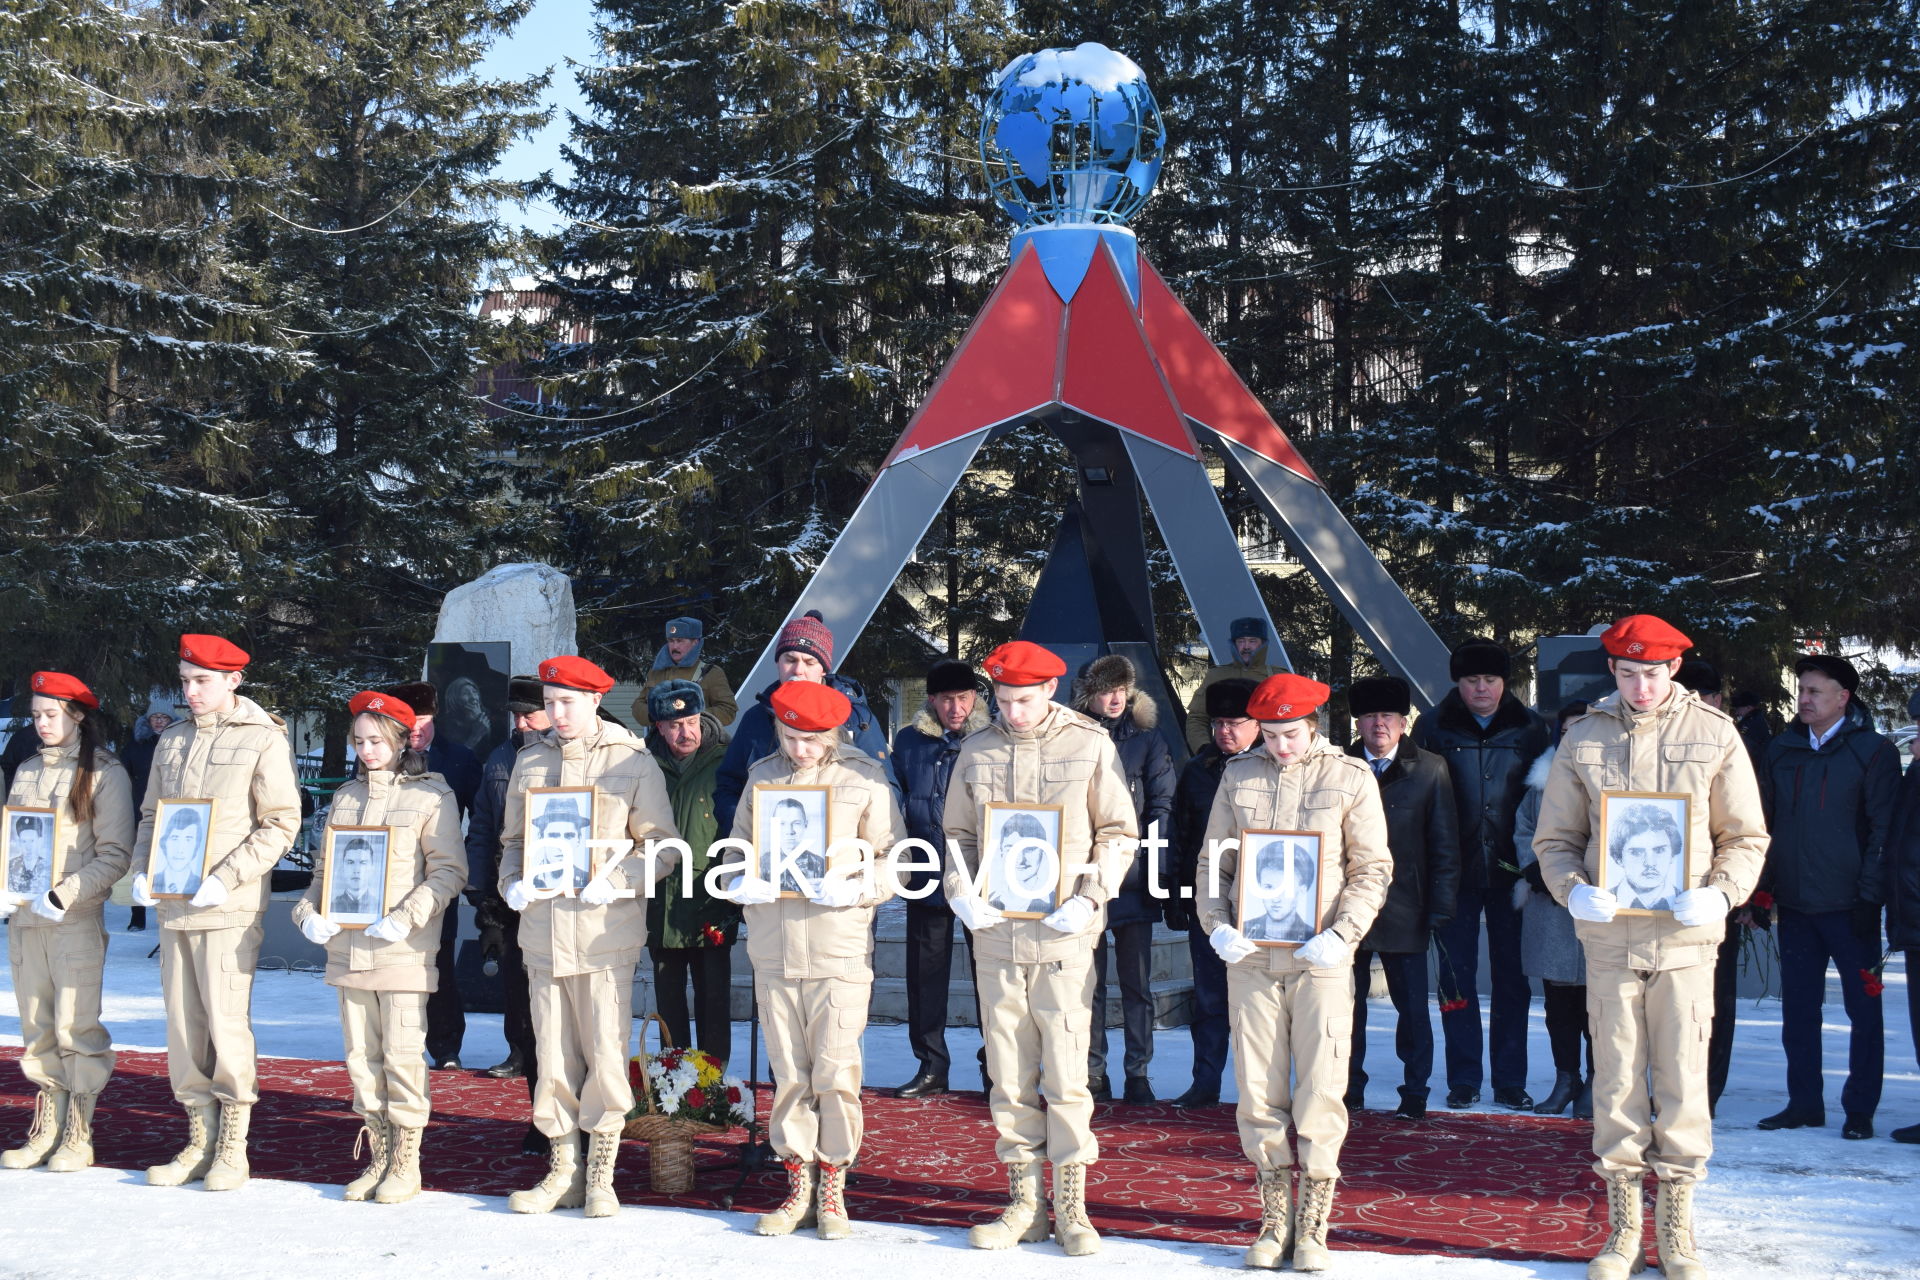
{"left": 130, "top": 697, "right": 301, "bottom": 1108}
{"left": 727, "top": 744, "right": 903, "bottom": 1164}
{"left": 7, "top": 746, "right": 135, "bottom": 1097}
{"left": 1198, "top": 736, "right": 1391, "bottom": 1177}
{"left": 291, "top": 769, "right": 467, "bottom": 1126}
{"left": 942, "top": 701, "right": 1137, "bottom": 1166}
{"left": 1534, "top": 689, "right": 1767, "bottom": 1182}
{"left": 499, "top": 720, "right": 680, "bottom": 1138}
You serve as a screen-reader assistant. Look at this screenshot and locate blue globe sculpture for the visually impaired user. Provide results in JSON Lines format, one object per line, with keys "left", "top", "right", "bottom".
{"left": 979, "top": 43, "right": 1165, "bottom": 229}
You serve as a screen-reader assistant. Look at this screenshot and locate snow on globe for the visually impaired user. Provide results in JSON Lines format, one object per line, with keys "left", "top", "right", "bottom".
{"left": 979, "top": 42, "right": 1165, "bottom": 228}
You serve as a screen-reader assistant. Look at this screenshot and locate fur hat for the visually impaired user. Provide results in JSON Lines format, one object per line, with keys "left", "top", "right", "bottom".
{"left": 1448, "top": 638, "right": 1511, "bottom": 683}
{"left": 385, "top": 681, "right": 438, "bottom": 717}
{"left": 1075, "top": 654, "right": 1137, "bottom": 699}
{"left": 665, "top": 616, "right": 702, "bottom": 641}
{"left": 1675, "top": 659, "right": 1722, "bottom": 698}
{"left": 1205, "top": 677, "right": 1259, "bottom": 720}
{"left": 926, "top": 659, "right": 978, "bottom": 697}
{"left": 506, "top": 676, "right": 543, "bottom": 715}
{"left": 648, "top": 679, "right": 705, "bottom": 723}
{"left": 1347, "top": 675, "right": 1412, "bottom": 718}
{"left": 1230, "top": 617, "right": 1267, "bottom": 642}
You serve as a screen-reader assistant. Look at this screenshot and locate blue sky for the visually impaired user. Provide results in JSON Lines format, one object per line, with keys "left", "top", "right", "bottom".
{"left": 479, "top": 0, "right": 598, "bottom": 232}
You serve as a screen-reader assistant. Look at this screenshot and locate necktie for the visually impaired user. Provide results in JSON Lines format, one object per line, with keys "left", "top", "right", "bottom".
{"left": 1372, "top": 757, "right": 1389, "bottom": 777}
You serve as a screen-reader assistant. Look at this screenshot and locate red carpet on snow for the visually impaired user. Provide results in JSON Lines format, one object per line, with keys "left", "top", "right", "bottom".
{"left": 1, "top": 1047, "right": 1610, "bottom": 1261}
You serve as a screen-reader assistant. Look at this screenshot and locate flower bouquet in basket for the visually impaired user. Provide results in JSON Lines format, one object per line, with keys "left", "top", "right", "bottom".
{"left": 623, "top": 1014, "right": 752, "bottom": 1192}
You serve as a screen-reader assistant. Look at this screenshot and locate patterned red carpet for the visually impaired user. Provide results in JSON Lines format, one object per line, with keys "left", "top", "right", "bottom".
{"left": 1, "top": 1048, "right": 1610, "bottom": 1261}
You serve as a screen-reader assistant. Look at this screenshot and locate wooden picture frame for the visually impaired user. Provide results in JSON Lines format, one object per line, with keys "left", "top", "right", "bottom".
{"left": 321, "top": 825, "right": 393, "bottom": 928}
{"left": 524, "top": 787, "right": 596, "bottom": 897}
{"left": 981, "top": 803, "right": 1066, "bottom": 920}
{"left": 1597, "top": 791, "right": 1693, "bottom": 916}
{"left": 2, "top": 805, "right": 58, "bottom": 901}
{"left": 752, "top": 784, "right": 838, "bottom": 899}
{"left": 1236, "top": 828, "right": 1324, "bottom": 947}
{"left": 150, "top": 798, "right": 218, "bottom": 900}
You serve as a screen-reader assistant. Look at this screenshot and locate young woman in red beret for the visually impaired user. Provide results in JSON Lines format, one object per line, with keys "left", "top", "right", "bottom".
{"left": 291, "top": 691, "right": 467, "bottom": 1204}
{"left": 1, "top": 673, "right": 133, "bottom": 1171}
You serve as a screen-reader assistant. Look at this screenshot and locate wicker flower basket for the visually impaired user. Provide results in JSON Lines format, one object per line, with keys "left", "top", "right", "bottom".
{"left": 622, "top": 1014, "right": 727, "bottom": 1194}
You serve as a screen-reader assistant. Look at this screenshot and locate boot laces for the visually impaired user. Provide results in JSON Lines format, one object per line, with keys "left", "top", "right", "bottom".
{"left": 214, "top": 1110, "right": 247, "bottom": 1163}
{"left": 818, "top": 1162, "right": 847, "bottom": 1216}
{"left": 588, "top": 1133, "right": 617, "bottom": 1181}
{"left": 1299, "top": 1177, "right": 1335, "bottom": 1242}
{"left": 778, "top": 1157, "right": 813, "bottom": 1213}
{"left": 351, "top": 1120, "right": 388, "bottom": 1166}
{"left": 1258, "top": 1171, "right": 1290, "bottom": 1226}
{"left": 1056, "top": 1163, "right": 1092, "bottom": 1229}
{"left": 26, "top": 1091, "right": 60, "bottom": 1144}
{"left": 390, "top": 1128, "right": 419, "bottom": 1175}
{"left": 1661, "top": 1181, "right": 1696, "bottom": 1256}
{"left": 1606, "top": 1176, "right": 1643, "bottom": 1247}
{"left": 58, "top": 1097, "right": 94, "bottom": 1147}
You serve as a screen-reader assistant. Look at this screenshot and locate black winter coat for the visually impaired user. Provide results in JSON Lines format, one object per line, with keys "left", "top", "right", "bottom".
{"left": 1887, "top": 758, "right": 1920, "bottom": 950}
{"left": 1763, "top": 705, "right": 1901, "bottom": 914}
{"left": 1168, "top": 743, "right": 1235, "bottom": 930}
{"left": 463, "top": 730, "right": 532, "bottom": 906}
{"left": 890, "top": 699, "right": 990, "bottom": 905}
{"left": 1409, "top": 690, "right": 1550, "bottom": 891}
{"left": 1075, "top": 692, "right": 1176, "bottom": 927}
{"left": 1343, "top": 740, "right": 1461, "bottom": 953}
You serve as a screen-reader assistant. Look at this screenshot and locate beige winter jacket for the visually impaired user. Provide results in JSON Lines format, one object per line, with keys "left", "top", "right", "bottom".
{"left": 1198, "top": 735, "right": 1393, "bottom": 974}
{"left": 6, "top": 745, "right": 134, "bottom": 929}
{"left": 498, "top": 719, "right": 681, "bottom": 978}
{"left": 726, "top": 741, "right": 905, "bottom": 981}
{"left": 290, "top": 769, "right": 468, "bottom": 991}
{"left": 130, "top": 695, "right": 302, "bottom": 931}
{"left": 1534, "top": 688, "right": 1768, "bottom": 971}
{"left": 941, "top": 700, "right": 1138, "bottom": 964}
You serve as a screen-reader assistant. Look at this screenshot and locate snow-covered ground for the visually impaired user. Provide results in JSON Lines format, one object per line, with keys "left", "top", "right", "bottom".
{"left": 1, "top": 913, "right": 1916, "bottom": 1279}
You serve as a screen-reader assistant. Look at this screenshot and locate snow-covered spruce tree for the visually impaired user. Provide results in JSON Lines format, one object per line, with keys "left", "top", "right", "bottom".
{"left": 221, "top": 0, "right": 547, "bottom": 745}
{"left": 0, "top": 0, "right": 294, "bottom": 706}
{"left": 538, "top": 0, "right": 1022, "bottom": 691}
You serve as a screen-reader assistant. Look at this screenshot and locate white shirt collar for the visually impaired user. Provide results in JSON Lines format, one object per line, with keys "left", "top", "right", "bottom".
{"left": 1809, "top": 718, "right": 1844, "bottom": 750}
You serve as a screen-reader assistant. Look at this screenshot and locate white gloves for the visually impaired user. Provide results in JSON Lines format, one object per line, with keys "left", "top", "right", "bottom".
{"left": 31, "top": 892, "right": 66, "bottom": 923}
{"left": 1295, "top": 929, "right": 1351, "bottom": 970}
{"left": 1210, "top": 923, "right": 1258, "bottom": 964}
{"left": 729, "top": 875, "right": 780, "bottom": 906}
{"left": 504, "top": 880, "right": 535, "bottom": 912}
{"left": 1568, "top": 883, "right": 1618, "bottom": 923}
{"left": 1042, "top": 895, "right": 1096, "bottom": 934}
{"left": 300, "top": 914, "right": 342, "bottom": 945}
{"left": 364, "top": 913, "right": 411, "bottom": 943}
{"left": 0, "top": 895, "right": 17, "bottom": 920}
{"left": 951, "top": 895, "right": 1005, "bottom": 932}
{"left": 189, "top": 877, "right": 228, "bottom": 908}
{"left": 579, "top": 874, "right": 623, "bottom": 906}
{"left": 131, "top": 874, "right": 158, "bottom": 907}
{"left": 809, "top": 872, "right": 864, "bottom": 908}
{"left": 1672, "top": 886, "right": 1729, "bottom": 928}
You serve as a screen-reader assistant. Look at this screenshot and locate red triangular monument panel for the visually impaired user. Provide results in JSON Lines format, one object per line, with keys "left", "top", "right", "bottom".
{"left": 1059, "top": 243, "right": 1198, "bottom": 457}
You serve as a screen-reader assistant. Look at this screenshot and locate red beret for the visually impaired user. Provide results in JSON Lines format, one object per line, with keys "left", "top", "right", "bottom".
{"left": 1600, "top": 615, "right": 1691, "bottom": 663}
{"left": 30, "top": 671, "right": 99, "bottom": 709}
{"left": 771, "top": 679, "right": 851, "bottom": 732}
{"left": 983, "top": 641, "right": 1067, "bottom": 687}
{"left": 348, "top": 689, "right": 417, "bottom": 732}
{"left": 179, "top": 633, "right": 249, "bottom": 672}
{"left": 538, "top": 655, "right": 614, "bottom": 694}
{"left": 1247, "top": 673, "right": 1330, "bottom": 722}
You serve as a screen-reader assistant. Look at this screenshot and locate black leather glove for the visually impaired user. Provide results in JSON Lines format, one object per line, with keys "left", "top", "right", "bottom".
{"left": 1164, "top": 902, "right": 1193, "bottom": 933}
{"left": 1852, "top": 901, "right": 1883, "bottom": 947}
{"left": 1522, "top": 861, "right": 1546, "bottom": 892}
{"left": 1427, "top": 914, "right": 1452, "bottom": 933}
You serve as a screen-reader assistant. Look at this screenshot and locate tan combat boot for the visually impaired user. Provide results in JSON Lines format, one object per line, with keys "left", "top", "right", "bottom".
{"left": 1244, "top": 1168, "right": 1293, "bottom": 1269}
{"left": 968, "top": 1161, "right": 1048, "bottom": 1249}
{"left": 375, "top": 1125, "right": 423, "bottom": 1205}
{"left": 146, "top": 1103, "right": 218, "bottom": 1186}
{"left": 1052, "top": 1162, "right": 1101, "bottom": 1256}
{"left": 2, "top": 1088, "right": 68, "bottom": 1169}
{"left": 582, "top": 1129, "right": 620, "bottom": 1218}
{"left": 1655, "top": 1178, "right": 1706, "bottom": 1280}
{"left": 202, "top": 1102, "right": 253, "bottom": 1191}
{"left": 756, "top": 1156, "right": 817, "bottom": 1236}
{"left": 343, "top": 1116, "right": 392, "bottom": 1202}
{"left": 816, "top": 1160, "right": 853, "bottom": 1239}
{"left": 1588, "top": 1174, "right": 1648, "bottom": 1280}
{"left": 509, "top": 1134, "right": 585, "bottom": 1214}
{"left": 1292, "top": 1175, "right": 1337, "bottom": 1271}
{"left": 46, "top": 1093, "right": 97, "bottom": 1173}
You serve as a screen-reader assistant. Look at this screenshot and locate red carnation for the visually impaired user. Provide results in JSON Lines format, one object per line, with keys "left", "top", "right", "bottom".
{"left": 1751, "top": 891, "right": 1775, "bottom": 911}
{"left": 702, "top": 923, "right": 726, "bottom": 946}
{"left": 1861, "top": 969, "right": 1885, "bottom": 998}
{"left": 1439, "top": 997, "right": 1470, "bottom": 1013}
{"left": 728, "top": 1086, "right": 742, "bottom": 1103}
{"left": 685, "top": 1087, "right": 708, "bottom": 1110}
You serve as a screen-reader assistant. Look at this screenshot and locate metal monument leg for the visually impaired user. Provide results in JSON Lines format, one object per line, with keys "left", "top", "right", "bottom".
{"left": 1202, "top": 428, "right": 1453, "bottom": 709}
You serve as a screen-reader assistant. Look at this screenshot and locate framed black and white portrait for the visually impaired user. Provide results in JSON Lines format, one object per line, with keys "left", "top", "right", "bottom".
{"left": 752, "top": 784, "right": 834, "bottom": 898}
{"left": 2, "top": 806, "right": 57, "bottom": 900}
{"left": 981, "top": 804, "right": 1064, "bottom": 919}
{"left": 524, "top": 787, "right": 596, "bottom": 896}
{"left": 1237, "top": 829, "right": 1323, "bottom": 947}
{"left": 1598, "top": 791, "right": 1692, "bottom": 915}
{"left": 322, "top": 826, "right": 391, "bottom": 927}
{"left": 150, "top": 798, "right": 216, "bottom": 899}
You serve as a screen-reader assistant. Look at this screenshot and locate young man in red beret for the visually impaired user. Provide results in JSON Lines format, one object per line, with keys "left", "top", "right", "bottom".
{"left": 1198, "top": 672, "right": 1392, "bottom": 1271}
{"left": 497, "top": 655, "right": 682, "bottom": 1219}
{"left": 128, "top": 635, "right": 301, "bottom": 1191}
{"left": 942, "top": 640, "right": 1138, "bottom": 1256}
{"left": 719, "top": 678, "right": 904, "bottom": 1240}
{"left": 1534, "top": 615, "right": 1768, "bottom": 1280}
